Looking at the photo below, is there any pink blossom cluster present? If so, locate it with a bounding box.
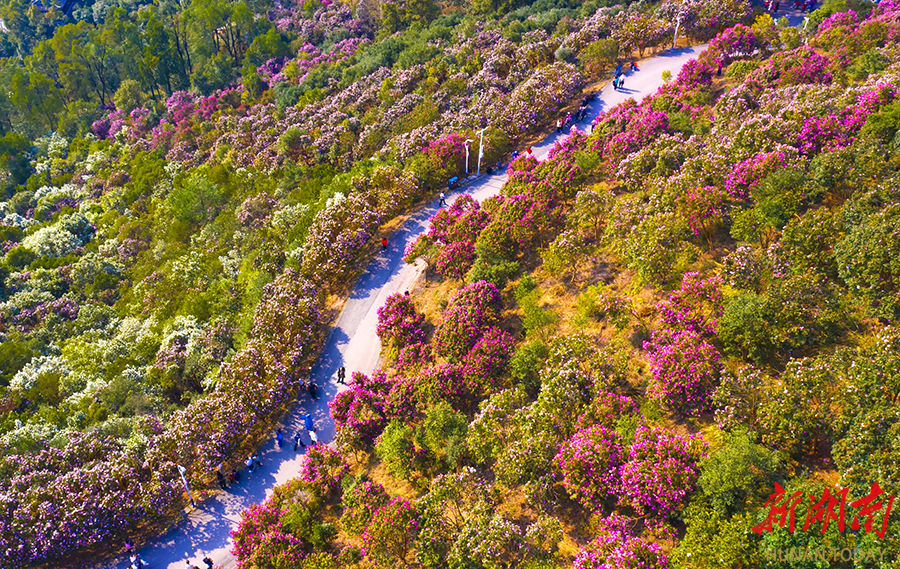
[619,427,707,516]
[376,293,426,347]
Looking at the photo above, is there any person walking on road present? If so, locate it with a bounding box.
[303,413,314,432]
[309,429,319,447]
[556,119,562,133]
[618,76,625,90]
[612,76,619,91]
[215,466,227,489]
[381,238,388,251]
[275,428,284,449]
[246,455,254,473]
[439,192,446,206]
[337,366,346,384]
[203,557,214,569]
[293,431,305,451]
[308,379,318,399]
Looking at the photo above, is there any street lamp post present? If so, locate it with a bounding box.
[672,0,688,49]
[475,127,487,176]
[464,139,473,178]
[177,464,196,507]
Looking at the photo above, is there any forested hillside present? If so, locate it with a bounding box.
[1,0,896,566]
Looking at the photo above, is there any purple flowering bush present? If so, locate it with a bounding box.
[299,444,351,494]
[435,240,477,280]
[433,280,502,360]
[620,427,707,517]
[360,497,419,566]
[376,293,426,347]
[644,329,722,415]
[554,425,625,510]
[340,479,391,536]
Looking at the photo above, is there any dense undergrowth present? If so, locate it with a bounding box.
[227,1,900,568]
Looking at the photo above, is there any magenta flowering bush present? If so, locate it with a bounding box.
[644,329,722,414]
[554,425,625,510]
[500,62,586,141]
[300,194,382,290]
[461,326,515,395]
[478,193,562,256]
[725,149,801,199]
[591,100,670,164]
[408,363,468,409]
[675,58,717,89]
[236,192,280,229]
[376,293,426,347]
[0,430,179,569]
[657,272,724,338]
[433,280,502,359]
[675,185,726,240]
[340,479,390,536]
[299,444,350,493]
[573,530,669,569]
[422,133,468,182]
[397,342,433,371]
[747,46,833,87]
[620,427,706,517]
[329,385,388,444]
[360,496,419,566]
[706,24,764,64]
[819,10,859,34]
[435,240,477,280]
[232,502,306,569]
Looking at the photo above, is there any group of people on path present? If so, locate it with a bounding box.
[184,557,215,569]
[766,0,816,11]
[612,61,638,91]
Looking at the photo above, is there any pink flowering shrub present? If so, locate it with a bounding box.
[747,46,833,87]
[478,193,562,257]
[657,272,724,338]
[591,100,670,164]
[360,497,419,566]
[435,241,477,280]
[232,502,306,569]
[554,425,625,510]
[500,62,586,141]
[433,280,502,359]
[422,133,468,183]
[675,185,726,240]
[675,58,717,89]
[397,342,433,371]
[725,149,800,200]
[330,385,388,444]
[407,363,469,409]
[620,427,706,516]
[340,479,390,536]
[376,293,426,347]
[236,192,279,229]
[299,445,350,494]
[706,24,764,65]
[818,10,859,34]
[300,194,382,290]
[461,326,515,395]
[644,330,722,414]
[573,530,669,569]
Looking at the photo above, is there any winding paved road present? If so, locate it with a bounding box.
[105,44,706,569]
